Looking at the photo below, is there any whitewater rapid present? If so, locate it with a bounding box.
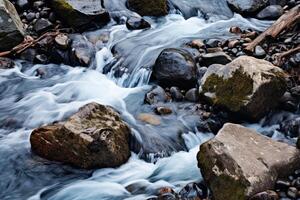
[0,12,276,200]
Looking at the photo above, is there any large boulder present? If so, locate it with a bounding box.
[197,123,300,200]
[127,0,168,16]
[51,0,110,30]
[30,102,131,169]
[227,0,269,15]
[0,0,24,51]
[152,48,198,90]
[199,56,286,121]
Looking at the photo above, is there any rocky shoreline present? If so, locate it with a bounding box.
[0,0,300,199]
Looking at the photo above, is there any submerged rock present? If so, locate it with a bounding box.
[126,16,150,30]
[153,48,198,90]
[30,102,131,169]
[199,56,286,121]
[69,34,96,67]
[227,0,269,15]
[51,0,110,30]
[198,123,300,200]
[127,0,168,16]
[0,0,24,51]
[145,86,168,105]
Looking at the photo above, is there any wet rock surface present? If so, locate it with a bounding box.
[227,0,269,15]
[0,0,24,51]
[50,0,110,30]
[30,102,131,169]
[152,48,198,90]
[198,123,300,200]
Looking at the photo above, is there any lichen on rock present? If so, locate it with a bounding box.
[199,56,286,121]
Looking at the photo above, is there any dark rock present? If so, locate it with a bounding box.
[30,102,131,169]
[199,56,286,121]
[197,113,227,134]
[70,34,96,67]
[170,87,184,101]
[279,117,300,138]
[155,106,172,115]
[269,0,287,6]
[51,0,110,30]
[19,48,38,62]
[127,0,168,16]
[249,190,279,200]
[227,0,269,15]
[0,57,14,69]
[126,16,151,30]
[26,12,36,22]
[179,182,208,199]
[254,45,266,58]
[198,123,300,200]
[145,86,168,105]
[33,18,53,33]
[153,48,197,90]
[276,180,291,191]
[256,5,284,20]
[205,39,220,48]
[185,88,199,102]
[0,0,25,51]
[200,52,232,66]
[33,1,44,9]
[16,0,29,10]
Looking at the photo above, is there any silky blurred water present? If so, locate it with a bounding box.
[0,3,281,199]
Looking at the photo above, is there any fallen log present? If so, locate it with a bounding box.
[245,5,300,53]
[272,45,300,66]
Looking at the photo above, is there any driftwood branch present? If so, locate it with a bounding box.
[245,5,300,53]
[0,30,61,57]
[272,45,300,66]
[0,25,70,57]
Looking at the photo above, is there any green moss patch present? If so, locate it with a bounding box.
[201,69,254,112]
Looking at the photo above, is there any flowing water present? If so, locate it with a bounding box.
[0,1,294,199]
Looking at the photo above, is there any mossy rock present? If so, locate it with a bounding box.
[199,56,286,121]
[127,0,168,16]
[51,0,110,30]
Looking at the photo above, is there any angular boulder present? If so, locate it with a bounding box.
[227,0,269,15]
[51,0,110,30]
[153,48,198,90]
[197,123,300,200]
[0,0,24,51]
[199,56,286,121]
[30,102,131,169]
[127,0,168,16]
